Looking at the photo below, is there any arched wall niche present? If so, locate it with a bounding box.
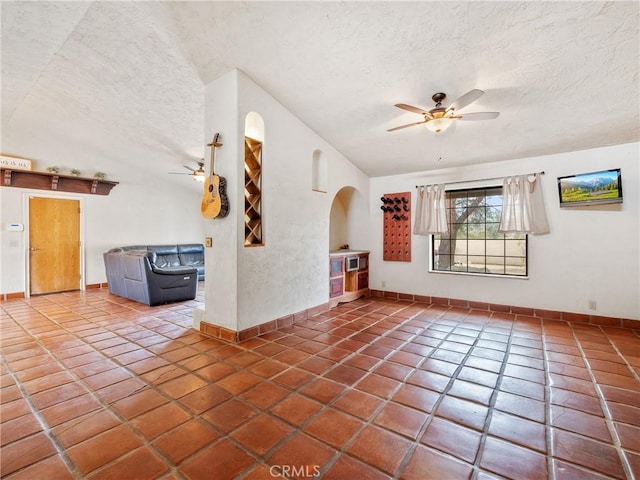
[329,186,369,251]
[245,112,264,141]
[312,149,327,192]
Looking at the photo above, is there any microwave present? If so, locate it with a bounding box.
[346,256,359,272]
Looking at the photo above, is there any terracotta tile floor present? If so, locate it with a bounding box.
[1,287,639,479]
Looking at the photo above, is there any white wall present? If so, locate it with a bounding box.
[370,142,640,320]
[0,156,204,295]
[202,71,240,330]
[203,70,370,332]
[4,66,635,324]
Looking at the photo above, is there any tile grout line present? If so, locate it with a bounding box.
[3,296,430,480]
[40,291,225,478]
[1,293,214,480]
[331,304,439,479]
[231,299,437,479]
[388,307,503,479]
[467,311,517,480]
[1,314,89,479]
[3,291,638,479]
[275,299,426,478]
[600,327,640,385]
[541,318,558,480]
[569,323,635,480]
[214,297,399,479]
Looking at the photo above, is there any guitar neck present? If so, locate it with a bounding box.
[207,133,222,178]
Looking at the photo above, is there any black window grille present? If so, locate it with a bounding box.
[431,187,528,277]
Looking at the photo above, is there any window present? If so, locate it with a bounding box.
[431,187,528,277]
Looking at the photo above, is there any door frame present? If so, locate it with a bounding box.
[23,192,86,298]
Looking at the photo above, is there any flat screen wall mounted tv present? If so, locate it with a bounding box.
[557,168,623,207]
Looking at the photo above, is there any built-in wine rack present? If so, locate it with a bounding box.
[244,137,263,246]
[381,192,411,262]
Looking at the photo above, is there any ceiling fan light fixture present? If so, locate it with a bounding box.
[389,89,497,134]
[425,117,453,133]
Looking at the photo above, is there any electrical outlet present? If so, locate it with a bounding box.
[588,300,597,311]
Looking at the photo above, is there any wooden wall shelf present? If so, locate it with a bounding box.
[1,169,118,196]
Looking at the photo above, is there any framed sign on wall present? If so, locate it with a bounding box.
[0,155,32,171]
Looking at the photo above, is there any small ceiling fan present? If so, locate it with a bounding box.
[388,89,500,133]
[168,161,205,181]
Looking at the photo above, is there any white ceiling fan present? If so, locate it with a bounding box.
[168,161,205,181]
[388,89,500,133]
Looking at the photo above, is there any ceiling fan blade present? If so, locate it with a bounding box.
[183,165,197,172]
[387,120,428,132]
[446,89,484,112]
[394,103,429,115]
[457,112,500,121]
[168,172,189,175]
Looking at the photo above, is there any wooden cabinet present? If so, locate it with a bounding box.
[357,271,369,290]
[329,256,344,299]
[357,254,369,290]
[329,251,369,307]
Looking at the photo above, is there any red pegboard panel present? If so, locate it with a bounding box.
[381,191,411,262]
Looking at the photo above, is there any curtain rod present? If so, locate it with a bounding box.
[415,171,545,189]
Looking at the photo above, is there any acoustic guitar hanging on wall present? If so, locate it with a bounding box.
[201,133,229,219]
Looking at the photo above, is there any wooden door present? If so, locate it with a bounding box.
[29,197,80,295]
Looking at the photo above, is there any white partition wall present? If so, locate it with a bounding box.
[201,70,370,334]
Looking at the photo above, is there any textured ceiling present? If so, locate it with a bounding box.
[2,1,639,182]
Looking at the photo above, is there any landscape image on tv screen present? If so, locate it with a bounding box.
[557,169,622,207]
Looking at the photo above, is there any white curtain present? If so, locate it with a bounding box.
[413,184,449,235]
[499,174,550,235]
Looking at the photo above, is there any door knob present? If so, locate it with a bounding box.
[30,247,39,251]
